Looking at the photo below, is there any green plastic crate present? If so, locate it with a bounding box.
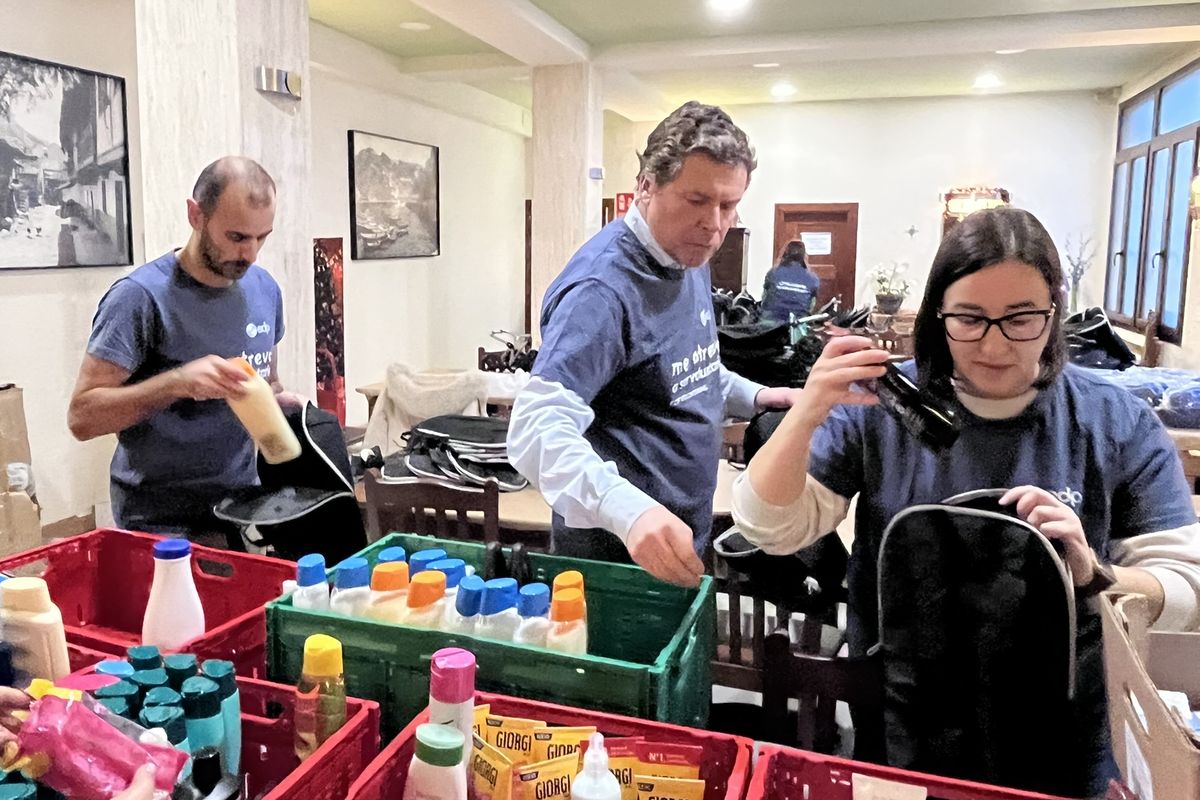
[267,533,715,736]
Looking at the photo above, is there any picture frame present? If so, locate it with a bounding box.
[0,50,134,269]
[347,129,440,260]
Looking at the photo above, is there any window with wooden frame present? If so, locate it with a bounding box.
[1103,59,1199,345]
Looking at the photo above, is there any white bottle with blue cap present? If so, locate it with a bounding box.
[475,578,520,642]
[377,546,407,564]
[408,548,447,577]
[511,583,552,648]
[330,557,371,617]
[427,558,466,604]
[291,554,331,611]
[142,539,206,651]
[442,574,485,634]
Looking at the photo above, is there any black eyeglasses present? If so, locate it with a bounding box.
[937,306,1056,342]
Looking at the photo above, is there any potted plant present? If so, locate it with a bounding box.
[1064,235,1095,314]
[872,261,911,315]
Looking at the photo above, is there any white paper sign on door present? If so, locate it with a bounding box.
[800,231,833,255]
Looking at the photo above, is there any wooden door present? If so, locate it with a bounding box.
[773,203,859,309]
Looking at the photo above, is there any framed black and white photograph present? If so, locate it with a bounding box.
[0,51,133,269]
[348,130,440,260]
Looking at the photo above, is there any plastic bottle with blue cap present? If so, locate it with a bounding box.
[330,557,371,617]
[441,575,485,634]
[408,548,447,577]
[377,546,407,564]
[512,583,552,648]
[475,578,521,641]
[141,539,206,651]
[427,558,466,604]
[291,553,331,611]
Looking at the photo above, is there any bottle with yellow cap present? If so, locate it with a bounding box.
[294,634,347,761]
[224,357,302,464]
[364,561,410,624]
[545,588,588,654]
[553,570,587,621]
[405,571,447,630]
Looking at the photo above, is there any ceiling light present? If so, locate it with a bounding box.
[707,0,752,16]
[753,62,780,69]
[398,21,432,31]
[973,72,1003,90]
[995,49,1026,55]
[770,81,797,100]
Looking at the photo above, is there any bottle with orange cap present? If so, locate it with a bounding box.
[224,357,302,464]
[545,588,588,654]
[553,570,587,621]
[364,562,410,624]
[406,570,447,630]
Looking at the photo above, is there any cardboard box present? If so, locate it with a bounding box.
[1102,592,1200,800]
[0,491,40,557]
[0,384,32,470]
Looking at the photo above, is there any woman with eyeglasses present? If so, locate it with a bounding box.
[732,207,1200,796]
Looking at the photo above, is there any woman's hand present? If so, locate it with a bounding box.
[790,335,889,430]
[0,687,30,747]
[112,765,156,800]
[1000,485,1096,586]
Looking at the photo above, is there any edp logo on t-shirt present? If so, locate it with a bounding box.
[245,321,271,338]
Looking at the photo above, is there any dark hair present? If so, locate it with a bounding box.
[637,101,756,186]
[192,156,276,216]
[913,206,1066,392]
[777,239,807,266]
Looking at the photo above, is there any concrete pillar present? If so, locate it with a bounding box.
[134,0,315,395]
[530,63,603,337]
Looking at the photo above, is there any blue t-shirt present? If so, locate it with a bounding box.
[761,261,820,320]
[87,251,284,532]
[810,362,1195,783]
[534,220,725,546]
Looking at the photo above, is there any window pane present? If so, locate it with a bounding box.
[1162,139,1196,331]
[1120,95,1155,148]
[1105,161,1130,310]
[1158,68,1200,134]
[1121,156,1148,316]
[1140,148,1171,319]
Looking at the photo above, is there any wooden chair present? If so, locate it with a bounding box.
[363,468,500,544]
[761,630,884,753]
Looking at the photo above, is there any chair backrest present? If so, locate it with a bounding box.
[761,630,883,753]
[363,469,500,544]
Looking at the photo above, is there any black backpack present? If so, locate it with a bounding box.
[213,403,367,563]
[381,415,528,492]
[875,489,1084,796]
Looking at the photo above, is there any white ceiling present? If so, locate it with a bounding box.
[310,1,1200,120]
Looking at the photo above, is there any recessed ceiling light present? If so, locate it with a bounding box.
[398,21,432,31]
[995,49,1026,55]
[753,62,780,69]
[708,0,752,16]
[973,72,1003,90]
[770,81,797,100]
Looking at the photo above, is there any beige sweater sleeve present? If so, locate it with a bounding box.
[730,469,851,555]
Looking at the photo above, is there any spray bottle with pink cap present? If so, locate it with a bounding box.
[427,647,476,771]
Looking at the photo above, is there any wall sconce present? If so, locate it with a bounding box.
[940,186,1011,235]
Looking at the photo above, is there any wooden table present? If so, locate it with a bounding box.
[356,460,740,533]
[1167,428,1200,451]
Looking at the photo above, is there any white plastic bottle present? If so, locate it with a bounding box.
[512,583,552,648]
[428,647,476,770]
[546,588,588,654]
[142,539,206,651]
[475,578,520,642]
[428,558,466,605]
[292,553,331,611]
[442,575,485,634]
[573,733,622,800]
[225,357,302,464]
[0,577,70,681]
[364,562,410,623]
[403,723,467,800]
[405,571,447,630]
[330,557,371,617]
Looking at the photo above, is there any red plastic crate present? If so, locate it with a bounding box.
[347,691,753,800]
[749,746,1070,800]
[66,642,112,674]
[239,675,380,800]
[0,529,295,677]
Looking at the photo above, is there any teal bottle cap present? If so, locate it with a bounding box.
[139,704,188,745]
[414,723,464,767]
[199,660,236,700]
[130,668,169,693]
[127,645,161,670]
[181,676,221,719]
[94,680,139,701]
[96,696,131,719]
[163,653,198,689]
[143,686,182,708]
